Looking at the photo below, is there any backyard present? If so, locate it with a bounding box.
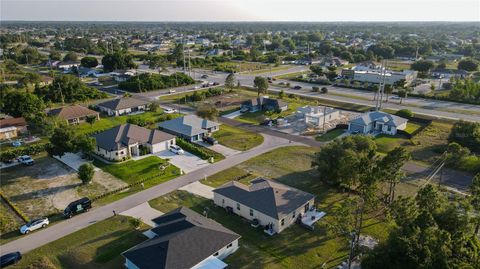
[212,124,264,150]
[8,216,148,269]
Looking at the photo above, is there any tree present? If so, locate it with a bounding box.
[470,174,480,234]
[80,56,99,68]
[384,84,393,102]
[78,163,94,184]
[397,89,407,104]
[63,51,78,62]
[448,121,480,153]
[445,142,471,167]
[278,90,285,99]
[396,109,413,118]
[376,147,411,204]
[458,58,478,71]
[85,115,97,125]
[196,104,218,120]
[149,102,160,112]
[225,73,236,91]
[76,135,96,158]
[36,74,107,103]
[309,65,324,76]
[49,50,61,61]
[102,51,136,72]
[147,54,167,72]
[253,76,268,97]
[321,87,328,94]
[411,60,434,73]
[46,126,76,157]
[18,72,42,89]
[2,91,44,118]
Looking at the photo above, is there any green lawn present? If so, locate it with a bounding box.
[212,124,264,150]
[315,129,345,142]
[9,216,148,269]
[404,122,424,134]
[94,156,180,186]
[374,134,412,153]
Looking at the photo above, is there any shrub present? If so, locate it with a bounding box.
[25,257,57,269]
[127,117,147,127]
[0,143,50,162]
[321,87,328,94]
[78,163,95,184]
[312,86,320,92]
[396,109,413,118]
[129,218,142,230]
[176,138,213,160]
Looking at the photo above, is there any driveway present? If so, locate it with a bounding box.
[195,141,241,157]
[223,109,242,119]
[54,152,100,172]
[179,181,214,199]
[155,150,210,173]
[120,202,163,227]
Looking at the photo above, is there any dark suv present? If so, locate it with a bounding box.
[63,197,92,218]
[202,136,218,145]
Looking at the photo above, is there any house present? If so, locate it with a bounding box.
[347,67,418,86]
[213,178,316,234]
[241,97,288,113]
[158,115,220,142]
[122,207,240,269]
[296,106,340,127]
[96,97,150,116]
[431,69,470,79]
[0,117,28,140]
[57,61,80,71]
[348,111,408,135]
[92,123,175,161]
[47,105,99,125]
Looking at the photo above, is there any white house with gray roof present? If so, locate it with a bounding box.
[213,178,315,234]
[92,123,175,161]
[157,115,220,142]
[348,111,408,136]
[96,97,150,116]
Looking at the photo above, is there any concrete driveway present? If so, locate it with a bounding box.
[120,202,163,227]
[54,152,99,172]
[179,181,214,199]
[155,150,210,173]
[195,141,241,157]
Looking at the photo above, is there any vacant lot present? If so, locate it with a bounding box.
[0,199,22,235]
[0,155,126,220]
[9,216,147,269]
[315,129,345,142]
[212,124,264,150]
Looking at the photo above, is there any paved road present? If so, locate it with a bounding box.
[0,134,297,255]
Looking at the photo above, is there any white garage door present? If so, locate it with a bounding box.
[151,141,169,153]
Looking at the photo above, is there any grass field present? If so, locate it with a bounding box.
[212,124,264,150]
[315,129,346,142]
[9,216,147,269]
[94,156,180,187]
[375,134,412,153]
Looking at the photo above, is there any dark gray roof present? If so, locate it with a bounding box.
[213,178,314,220]
[97,97,149,111]
[350,111,407,127]
[242,97,287,109]
[122,207,240,269]
[158,115,219,137]
[92,124,174,151]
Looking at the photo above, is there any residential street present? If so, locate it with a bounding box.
[0,134,297,255]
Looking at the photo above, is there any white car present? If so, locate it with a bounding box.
[194,86,200,89]
[164,108,178,114]
[20,217,49,234]
[170,145,185,155]
[168,89,176,94]
[18,155,34,166]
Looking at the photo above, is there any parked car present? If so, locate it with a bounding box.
[202,136,218,145]
[17,155,34,166]
[212,82,220,86]
[63,197,92,218]
[293,85,302,90]
[170,145,185,155]
[11,140,22,147]
[164,108,177,114]
[19,217,49,234]
[194,86,200,89]
[390,96,401,100]
[0,252,22,267]
[168,89,176,94]
[201,74,208,79]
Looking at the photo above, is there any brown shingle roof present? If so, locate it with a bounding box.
[47,105,98,120]
[0,117,27,128]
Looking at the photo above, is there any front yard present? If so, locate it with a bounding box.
[212,124,264,151]
[8,216,148,269]
[315,129,345,142]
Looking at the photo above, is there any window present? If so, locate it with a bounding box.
[213,252,219,256]
[115,152,118,156]
[227,243,233,248]
[222,199,225,205]
[292,211,296,219]
[236,203,240,210]
[249,209,253,217]
[281,219,285,226]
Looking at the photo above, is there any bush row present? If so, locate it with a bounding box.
[0,142,50,162]
[0,191,29,222]
[176,138,216,160]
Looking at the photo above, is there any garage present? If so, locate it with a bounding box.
[149,139,175,153]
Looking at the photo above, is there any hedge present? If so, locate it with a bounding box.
[0,142,50,162]
[0,191,29,222]
[176,138,224,161]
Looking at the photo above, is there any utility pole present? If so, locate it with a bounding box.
[322,106,327,133]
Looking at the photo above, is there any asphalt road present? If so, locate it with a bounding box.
[0,134,296,255]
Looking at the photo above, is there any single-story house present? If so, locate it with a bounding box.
[92,123,175,161]
[96,97,150,116]
[241,97,288,113]
[296,106,340,127]
[0,116,28,140]
[431,69,470,79]
[47,105,99,125]
[158,115,220,142]
[57,61,80,71]
[348,111,408,136]
[122,207,240,269]
[213,178,316,234]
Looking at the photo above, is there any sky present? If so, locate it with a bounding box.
[1,0,479,22]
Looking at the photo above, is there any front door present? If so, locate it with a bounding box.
[304,203,310,212]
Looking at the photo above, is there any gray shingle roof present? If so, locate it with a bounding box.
[91,124,174,151]
[157,115,219,137]
[122,207,240,269]
[350,111,407,127]
[213,178,315,220]
[47,105,98,120]
[97,97,149,111]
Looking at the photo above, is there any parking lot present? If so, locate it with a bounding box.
[155,150,210,174]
